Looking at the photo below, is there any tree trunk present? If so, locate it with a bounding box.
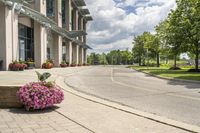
[143,59,146,66]
[195,46,199,71]
[174,55,177,68]
[139,57,141,66]
[156,53,160,67]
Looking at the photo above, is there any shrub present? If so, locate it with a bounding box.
[17,71,64,110]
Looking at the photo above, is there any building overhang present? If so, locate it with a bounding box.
[84,15,93,21]
[79,8,90,15]
[72,0,86,7]
[85,45,92,49]
[68,30,87,38]
[81,44,92,49]
[0,0,84,43]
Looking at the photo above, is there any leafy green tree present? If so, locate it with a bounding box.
[162,9,186,68]
[87,53,100,65]
[173,0,200,71]
[132,35,146,66]
[99,53,108,65]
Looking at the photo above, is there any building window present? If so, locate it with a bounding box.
[78,16,81,30]
[18,24,34,61]
[47,48,51,60]
[71,10,74,30]
[62,0,66,26]
[46,0,54,17]
[62,42,66,61]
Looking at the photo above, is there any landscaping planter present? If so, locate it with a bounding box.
[42,63,54,69]
[17,82,64,110]
[9,62,27,71]
[17,72,64,111]
[60,64,69,68]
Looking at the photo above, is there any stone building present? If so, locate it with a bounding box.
[0,0,92,70]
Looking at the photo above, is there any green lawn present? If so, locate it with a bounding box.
[130,66,200,81]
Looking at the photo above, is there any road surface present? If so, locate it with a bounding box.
[64,65,200,127]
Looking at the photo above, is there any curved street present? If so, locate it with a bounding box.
[65,65,200,127]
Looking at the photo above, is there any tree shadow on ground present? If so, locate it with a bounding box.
[8,106,60,114]
[141,72,200,89]
[166,76,200,90]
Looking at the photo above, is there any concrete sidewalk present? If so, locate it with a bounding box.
[0,67,191,132]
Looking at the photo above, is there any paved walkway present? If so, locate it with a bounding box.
[0,67,191,133]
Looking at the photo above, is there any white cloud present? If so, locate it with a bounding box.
[85,0,176,53]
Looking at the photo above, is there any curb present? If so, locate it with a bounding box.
[133,68,200,84]
[56,76,200,133]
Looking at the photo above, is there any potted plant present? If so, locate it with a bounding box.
[9,60,27,71]
[60,61,69,68]
[42,60,54,69]
[70,62,76,67]
[26,58,35,69]
[17,71,64,111]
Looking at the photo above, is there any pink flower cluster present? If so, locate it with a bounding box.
[17,82,64,110]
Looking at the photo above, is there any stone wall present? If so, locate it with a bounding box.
[0,86,22,108]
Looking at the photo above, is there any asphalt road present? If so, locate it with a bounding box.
[64,65,200,127]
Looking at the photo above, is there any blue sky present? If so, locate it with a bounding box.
[84,0,176,53]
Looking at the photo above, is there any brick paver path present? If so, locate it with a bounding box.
[0,108,93,133]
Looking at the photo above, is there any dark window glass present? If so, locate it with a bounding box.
[78,16,81,30]
[47,0,54,17]
[62,42,66,61]
[47,48,51,60]
[62,0,66,25]
[18,24,34,61]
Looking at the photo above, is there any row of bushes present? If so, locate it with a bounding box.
[9,60,89,71]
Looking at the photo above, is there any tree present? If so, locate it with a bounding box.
[142,32,161,67]
[87,53,100,65]
[132,35,146,66]
[163,9,186,69]
[173,0,200,71]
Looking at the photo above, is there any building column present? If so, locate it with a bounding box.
[66,0,72,31]
[71,8,79,65]
[34,0,47,68]
[76,45,79,64]
[54,35,62,67]
[66,41,72,64]
[84,48,87,64]
[72,43,77,64]
[81,47,84,64]
[65,0,73,65]
[80,18,84,42]
[0,5,18,70]
[34,23,47,68]
[54,0,62,66]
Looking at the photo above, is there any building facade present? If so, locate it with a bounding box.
[0,0,92,70]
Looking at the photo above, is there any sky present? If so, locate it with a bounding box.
[84,0,177,54]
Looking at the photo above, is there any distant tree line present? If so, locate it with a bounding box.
[132,0,200,71]
[87,50,133,65]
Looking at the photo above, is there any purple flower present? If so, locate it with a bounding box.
[17,82,64,111]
